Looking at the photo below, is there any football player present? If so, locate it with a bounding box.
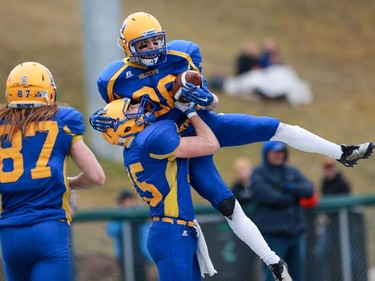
[0,62,105,281]
[99,96,220,281]
[90,12,373,280]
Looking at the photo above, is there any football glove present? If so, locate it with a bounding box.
[89,108,115,132]
[174,101,197,118]
[178,76,214,106]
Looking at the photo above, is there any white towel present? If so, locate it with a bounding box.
[194,219,218,278]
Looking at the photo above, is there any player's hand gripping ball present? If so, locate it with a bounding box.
[172,70,203,102]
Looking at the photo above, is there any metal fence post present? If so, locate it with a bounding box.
[122,220,135,281]
[339,208,352,281]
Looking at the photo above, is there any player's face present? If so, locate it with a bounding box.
[124,97,155,124]
[134,36,163,58]
[126,103,140,115]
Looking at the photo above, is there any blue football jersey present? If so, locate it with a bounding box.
[97,38,280,145]
[0,106,85,226]
[97,40,202,124]
[124,120,195,221]
[99,38,281,212]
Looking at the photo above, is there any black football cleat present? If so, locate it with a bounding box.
[338,142,374,167]
[268,259,292,281]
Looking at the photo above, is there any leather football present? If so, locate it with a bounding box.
[172,70,203,102]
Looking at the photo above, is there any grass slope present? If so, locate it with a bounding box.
[1,0,375,209]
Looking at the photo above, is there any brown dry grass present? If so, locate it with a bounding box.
[1,0,375,209]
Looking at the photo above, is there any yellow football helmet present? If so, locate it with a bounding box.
[119,12,167,66]
[5,62,57,108]
[101,96,157,148]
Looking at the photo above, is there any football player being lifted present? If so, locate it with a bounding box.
[90,12,374,281]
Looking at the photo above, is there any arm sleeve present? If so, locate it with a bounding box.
[59,106,86,136]
[168,40,203,73]
[72,135,83,144]
[96,60,126,103]
[97,76,110,104]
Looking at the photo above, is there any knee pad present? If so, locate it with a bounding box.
[218,196,236,217]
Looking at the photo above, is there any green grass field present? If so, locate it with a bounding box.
[1,0,375,209]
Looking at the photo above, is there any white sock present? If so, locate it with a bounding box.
[271,122,343,159]
[226,200,280,265]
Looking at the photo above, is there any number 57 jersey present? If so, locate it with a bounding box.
[0,106,85,227]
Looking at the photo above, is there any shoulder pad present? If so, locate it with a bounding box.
[98,59,126,83]
[97,59,126,103]
[55,106,85,135]
[136,120,180,157]
[167,40,203,72]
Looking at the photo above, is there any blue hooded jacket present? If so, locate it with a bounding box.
[250,141,314,236]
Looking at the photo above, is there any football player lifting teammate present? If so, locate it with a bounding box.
[90,11,373,281]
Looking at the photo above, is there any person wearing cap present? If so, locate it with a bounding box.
[320,157,351,195]
[250,141,314,281]
[312,157,353,281]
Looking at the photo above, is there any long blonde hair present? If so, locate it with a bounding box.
[0,104,59,143]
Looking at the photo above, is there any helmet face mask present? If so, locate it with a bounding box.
[101,96,157,147]
[129,34,166,66]
[119,12,167,67]
[5,62,57,108]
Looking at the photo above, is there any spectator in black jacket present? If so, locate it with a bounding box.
[235,41,261,75]
[312,157,358,281]
[251,141,314,281]
[320,157,351,195]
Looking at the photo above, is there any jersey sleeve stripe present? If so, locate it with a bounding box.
[107,64,128,102]
[71,135,83,144]
[149,146,177,160]
[167,50,200,72]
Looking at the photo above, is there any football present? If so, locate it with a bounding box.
[172,70,203,102]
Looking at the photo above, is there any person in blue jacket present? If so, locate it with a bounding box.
[251,141,314,281]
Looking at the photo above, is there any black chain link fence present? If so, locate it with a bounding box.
[1,198,375,281]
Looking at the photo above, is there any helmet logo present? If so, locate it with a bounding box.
[35,90,48,98]
[21,76,27,85]
[142,29,157,36]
